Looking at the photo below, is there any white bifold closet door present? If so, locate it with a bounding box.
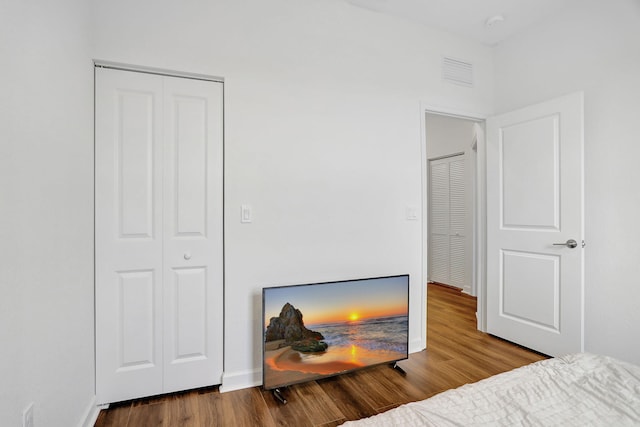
[95,67,223,404]
[429,155,466,289]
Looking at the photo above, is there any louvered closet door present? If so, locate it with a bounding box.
[96,67,223,404]
[429,155,465,289]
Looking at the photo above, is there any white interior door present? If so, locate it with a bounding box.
[486,92,584,357]
[96,67,223,404]
[429,155,466,289]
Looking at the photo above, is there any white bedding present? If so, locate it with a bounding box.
[342,353,640,426]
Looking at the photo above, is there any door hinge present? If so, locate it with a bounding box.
[582,240,586,248]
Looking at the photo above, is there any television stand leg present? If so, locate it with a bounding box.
[391,362,406,375]
[273,388,288,404]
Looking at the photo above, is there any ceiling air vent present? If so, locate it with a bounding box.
[442,56,473,88]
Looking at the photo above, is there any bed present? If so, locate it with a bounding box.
[342,353,640,426]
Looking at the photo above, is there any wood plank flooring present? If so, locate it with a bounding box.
[95,283,547,427]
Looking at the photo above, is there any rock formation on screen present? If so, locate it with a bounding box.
[291,338,328,352]
[265,302,326,352]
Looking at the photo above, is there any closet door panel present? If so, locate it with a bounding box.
[429,161,450,284]
[163,77,224,392]
[429,155,466,289]
[95,68,164,404]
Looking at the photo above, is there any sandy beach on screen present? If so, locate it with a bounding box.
[264,341,405,387]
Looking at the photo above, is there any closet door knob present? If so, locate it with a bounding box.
[184,252,192,260]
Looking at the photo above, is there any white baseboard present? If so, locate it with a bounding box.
[79,396,104,427]
[219,368,262,393]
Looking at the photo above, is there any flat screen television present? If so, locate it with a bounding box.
[262,274,409,391]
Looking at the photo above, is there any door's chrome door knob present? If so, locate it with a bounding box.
[553,239,578,249]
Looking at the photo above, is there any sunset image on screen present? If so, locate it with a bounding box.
[263,275,409,390]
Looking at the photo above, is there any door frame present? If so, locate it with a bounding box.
[93,59,224,83]
[420,103,488,335]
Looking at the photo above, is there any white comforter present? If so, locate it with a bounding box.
[343,353,640,426]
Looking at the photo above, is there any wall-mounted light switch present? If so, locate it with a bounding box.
[241,204,252,223]
[406,206,418,221]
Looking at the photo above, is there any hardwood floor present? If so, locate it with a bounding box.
[95,283,547,427]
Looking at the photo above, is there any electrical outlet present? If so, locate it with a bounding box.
[23,403,34,427]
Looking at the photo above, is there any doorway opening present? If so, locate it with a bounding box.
[421,108,486,337]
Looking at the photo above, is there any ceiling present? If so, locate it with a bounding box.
[344,0,579,46]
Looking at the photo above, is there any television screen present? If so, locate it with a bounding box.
[262,275,409,390]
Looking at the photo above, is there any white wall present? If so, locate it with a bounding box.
[11,0,638,422]
[425,114,476,294]
[494,0,640,364]
[91,0,493,390]
[0,1,95,426]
